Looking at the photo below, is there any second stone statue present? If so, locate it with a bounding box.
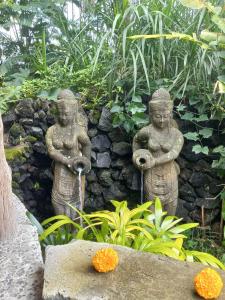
[132,88,184,215]
[46,89,91,220]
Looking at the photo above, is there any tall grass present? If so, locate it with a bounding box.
[1,0,222,108]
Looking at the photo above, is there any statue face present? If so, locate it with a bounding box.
[58,109,75,126]
[151,110,171,129]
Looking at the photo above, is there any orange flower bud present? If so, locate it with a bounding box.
[92,248,119,273]
[194,268,223,299]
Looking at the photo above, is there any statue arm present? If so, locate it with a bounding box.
[45,127,70,165]
[133,127,149,151]
[78,130,91,159]
[154,131,184,166]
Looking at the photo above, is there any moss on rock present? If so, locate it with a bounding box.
[9,123,25,138]
[5,145,27,161]
[24,135,38,143]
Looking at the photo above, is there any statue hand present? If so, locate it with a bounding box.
[66,157,76,170]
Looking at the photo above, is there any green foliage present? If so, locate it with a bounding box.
[1,0,224,128]
[26,211,75,247]
[28,198,225,269]
[4,145,27,161]
[1,0,225,163]
[183,227,225,265]
[212,146,225,173]
[219,188,225,247]
[111,95,149,133]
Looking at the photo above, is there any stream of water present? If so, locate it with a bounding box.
[141,170,144,204]
[77,167,83,227]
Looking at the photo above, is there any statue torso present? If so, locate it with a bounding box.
[144,125,180,202]
[52,124,80,157]
[147,124,176,157]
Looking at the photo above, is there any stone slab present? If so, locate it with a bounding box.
[0,194,44,300]
[43,240,225,300]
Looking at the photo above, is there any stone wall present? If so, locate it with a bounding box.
[3,99,224,224]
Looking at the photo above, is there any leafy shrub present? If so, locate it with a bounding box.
[27,198,225,269]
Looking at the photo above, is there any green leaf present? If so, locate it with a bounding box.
[123,118,135,133]
[132,112,149,125]
[154,197,163,229]
[192,144,209,155]
[215,80,225,93]
[199,128,213,138]
[186,250,225,270]
[178,0,205,9]
[206,4,222,16]
[39,219,79,241]
[195,114,209,122]
[183,132,199,141]
[181,112,195,121]
[132,95,142,103]
[176,104,186,112]
[200,31,225,44]
[127,102,146,114]
[220,191,225,201]
[111,105,124,113]
[112,113,126,127]
[136,45,150,92]
[213,146,225,156]
[216,52,225,59]
[26,211,44,235]
[41,215,74,226]
[130,49,137,94]
[218,76,225,83]
[212,15,225,34]
[169,223,199,234]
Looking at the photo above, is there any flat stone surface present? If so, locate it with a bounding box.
[0,194,44,300]
[95,152,111,168]
[43,240,225,300]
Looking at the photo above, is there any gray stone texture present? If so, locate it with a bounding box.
[43,240,225,300]
[95,152,111,168]
[111,142,131,156]
[98,108,112,132]
[0,194,43,300]
[91,134,111,152]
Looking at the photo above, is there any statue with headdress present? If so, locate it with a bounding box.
[46,89,91,219]
[132,88,184,215]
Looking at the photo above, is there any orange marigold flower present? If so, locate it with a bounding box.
[194,268,223,299]
[92,248,119,273]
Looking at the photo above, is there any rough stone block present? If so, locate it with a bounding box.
[43,240,225,300]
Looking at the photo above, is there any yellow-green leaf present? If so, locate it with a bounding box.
[39,219,79,241]
[178,0,205,9]
[212,15,225,34]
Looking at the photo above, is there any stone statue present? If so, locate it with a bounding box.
[46,89,91,219]
[0,115,16,240]
[132,88,184,215]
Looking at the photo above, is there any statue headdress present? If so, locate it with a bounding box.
[149,88,173,112]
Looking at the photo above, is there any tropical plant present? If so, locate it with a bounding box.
[129,0,225,168]
[28,198,225,269]
[1,0,224,134]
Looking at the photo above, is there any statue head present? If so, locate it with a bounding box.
[57,89,78,126]
[149,88,173,129]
